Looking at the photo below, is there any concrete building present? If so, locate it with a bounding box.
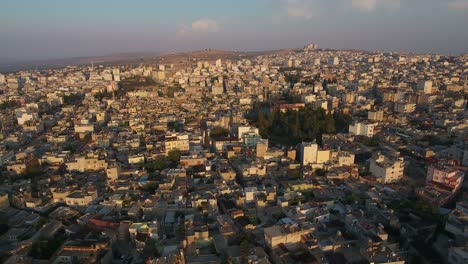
[448,246,468,264]
[66,157,107,172]
[256,139,268,158]
[238,126,259,140]
[328,57,339,65]
[299,142,318,166]
[394,101,416,113]
[165,133,190,154]
[65,190,98,207]
[426,165,464,193]
[349,121,377,137]
[264,222,314,249]
[369,152,404,183]
[417,80,433,94]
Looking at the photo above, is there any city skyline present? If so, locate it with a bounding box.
[2,0,468,61]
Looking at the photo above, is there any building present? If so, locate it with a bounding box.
[394,101,416,113]
[328,57,339,65]
[426,165,464,193]
[448,247,468,264]
[304,43,318,51]
[369,152,404,183]
[0,193,9,210]
[165,133,190,154]
[299,143,318,166]
[66,157,107,172]
[65,190,98,207]
[264,221,314,249]
[256,139,268,158]
[368,110,384,121]
[417,80,433,94]
[448,144,468,166]
[349,121,377,137]
[238,126,259,140]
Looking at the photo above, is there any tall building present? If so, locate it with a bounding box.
[256,139,268,158]
[426,165,464,193]
[304,43,318,51]
[369,152,404,183]
[299,142,318,166]
[313,58,321,66]
[368,110,384,121]
[165,133,190,154]
[328,57,339,65]
[394,101,416,113]
[349,122,377,137]
[417,80,433,94]
[238,126,259,140]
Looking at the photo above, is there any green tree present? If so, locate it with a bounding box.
[146,159,167,173]
[167,149,181,163]
[210,126,229,138]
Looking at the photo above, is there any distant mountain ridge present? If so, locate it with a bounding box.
[0,48,294,73]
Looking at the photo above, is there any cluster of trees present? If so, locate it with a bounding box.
[0,100,18,110]
[144,150,180,174]
[63,93,84,105]
[167,121,184,132]
[209,126,229,139]
[167,149,181,163]
[120,76,157,89]
[146,158,168,173]
[248,103,351,146]
[165,83,184,98]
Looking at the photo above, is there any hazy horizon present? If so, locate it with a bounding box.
[3,0,468,61]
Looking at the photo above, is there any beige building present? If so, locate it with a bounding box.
[65,190,98,206]
[299,143,318,166]
[264,222,314,249]
[256,139,268,158]
[66,157,107,172]
[316,150,331,164]
[369,152,404,183]
[368,110,384,121]
[349,121,376,137]
[165,133,190,154]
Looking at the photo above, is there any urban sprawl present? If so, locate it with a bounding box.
[0,44,467,264]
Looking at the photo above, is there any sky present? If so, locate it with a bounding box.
[1,0,468,61]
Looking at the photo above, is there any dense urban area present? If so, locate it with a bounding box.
[0,44,467,264]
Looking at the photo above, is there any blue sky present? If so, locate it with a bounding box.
[1,0,468,60]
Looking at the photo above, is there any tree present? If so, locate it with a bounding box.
[210,126,229,139]
[0,100,18,110]
[141,182,158,194]
[146,159,167,173]
[167,149,181,163]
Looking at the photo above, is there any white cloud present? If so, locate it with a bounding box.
[448,0,468,9]
[351,0,400,12]
[283,0,318,20]
[177,18,220,36]
[191,18,220,33]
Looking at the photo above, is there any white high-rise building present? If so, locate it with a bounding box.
[369,152,404,183]
[349,122,377,137]
[299,142,318,166]
[238,126,259,140]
